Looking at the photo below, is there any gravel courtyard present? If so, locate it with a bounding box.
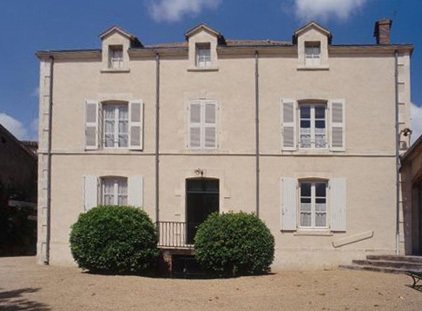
[1,257,421,311]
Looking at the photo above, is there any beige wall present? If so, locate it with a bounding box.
[38,28,412,269]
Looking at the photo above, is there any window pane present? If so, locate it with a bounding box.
[315,213,326,227]
[315,183,326,197]
[300,213,312,227]
[301,183,311,196]
[300,106,310,118]
[301,120,311,128]
[315,107,325,119]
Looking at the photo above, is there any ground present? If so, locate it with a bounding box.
[0,257,421,311]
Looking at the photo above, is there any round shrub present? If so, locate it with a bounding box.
[194,212,275,277]
[70,205,160,274]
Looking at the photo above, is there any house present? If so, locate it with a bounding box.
[36,20,413,270]
[400,135,422,256]
[0,124,38,255]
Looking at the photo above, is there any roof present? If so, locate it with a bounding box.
[401,134,422,164]
[99,26,143,47]
[0,124,37,159]
[293,21,333,44]
[147,39,291,49]
[185,23,222,39]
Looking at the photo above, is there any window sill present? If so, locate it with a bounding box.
[281,149,345,155]
[293,230,333,236]
[84,148,143,153]
[187,66,219,72]
[101,68,131,73]
[297,65,329,71]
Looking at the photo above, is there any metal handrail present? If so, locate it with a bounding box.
[156,221,197,249]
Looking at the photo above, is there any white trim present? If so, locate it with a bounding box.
[85,101,99,150]
[129,100,144,150]
[329,99,346,151]
[281,99,297,150]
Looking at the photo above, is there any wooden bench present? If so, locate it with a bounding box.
[406,271,422,288]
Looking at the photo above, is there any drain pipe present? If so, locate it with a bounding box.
[155,52,160,232]
[45,55,54,264]
[394,50,400,255]
[255,51,260,217]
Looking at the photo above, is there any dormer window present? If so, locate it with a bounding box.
[196,43,211,68]
[109,45,123,69]
[305,42,321,66]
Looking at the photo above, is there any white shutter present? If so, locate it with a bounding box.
[329,99,345,151]
[189,101,201,149]
[204,100,217,149]
[129,101,143,150]
[281,99,297,150]
[128,176,143,208]
[85,101,98,149]
[330,178,346,231]
[83,176,98,211]
[280,178,297,231]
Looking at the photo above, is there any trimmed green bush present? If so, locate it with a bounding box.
[194,212,275,277]
[70,205,160,274]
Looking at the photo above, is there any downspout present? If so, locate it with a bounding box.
[394,50,400,255]
[155,52,160,233]
[45,55,54,264]
[255,51,260,217]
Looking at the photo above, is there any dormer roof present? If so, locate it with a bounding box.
[293,21,332,44]
[99,26,143,47]
[184,23,226,44]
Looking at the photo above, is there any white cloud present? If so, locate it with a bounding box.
[0,113,28,139]
[148,0,221,22]
[294,0,369,21]
[411,102,422,143]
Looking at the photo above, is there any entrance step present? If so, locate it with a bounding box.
[340,255,422,274]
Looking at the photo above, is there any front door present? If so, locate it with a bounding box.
[186,178,219,244]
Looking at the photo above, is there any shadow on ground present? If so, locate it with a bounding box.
[0,288,50,311]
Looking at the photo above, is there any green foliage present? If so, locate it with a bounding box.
[70,206,160,274]
[194,212,275,277]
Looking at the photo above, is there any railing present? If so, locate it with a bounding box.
[156,221,197,249]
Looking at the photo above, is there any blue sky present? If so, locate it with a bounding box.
[0,0,421,140]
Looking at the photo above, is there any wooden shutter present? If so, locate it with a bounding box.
[330,99,345,151]
[85,101,98,149]
[204,100,217,148]
[128,176,143,208]
[330,178,346,231]
[280,178,297,231]
[281,99,297,150]
[129,101,143,150]
[83,176,98,211]
[189,101,201,149]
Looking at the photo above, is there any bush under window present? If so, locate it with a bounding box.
[194,212,275,277]
[70,205,159,274]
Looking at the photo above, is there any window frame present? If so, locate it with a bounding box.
[101,177,128,206]
[108,45,124,70]
[298,180,329,230]
[299,103,328,150]
[102,102,129,149]
[304,41,321,66]
[195,43,212,68]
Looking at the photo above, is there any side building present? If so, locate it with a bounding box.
[36,20,413,269]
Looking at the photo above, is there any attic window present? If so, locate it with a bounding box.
[109,45,123,69]
[305,42,321,66]
[196,43,211,68]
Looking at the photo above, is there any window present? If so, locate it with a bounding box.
[109,45,123,69]
[299,104,327,149]
[299,181,327,228]
[103,104,129,148]
[196,43,211,68]
[305,42,321,66]
[188,100,217,149]
[85,100,143,150]
[281,99,345,151]
[101,177,128,206]
[280,178,346,232]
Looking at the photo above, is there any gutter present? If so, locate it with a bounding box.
[394,50,400,255]
[45,56,54,264]
[155,53,160,231]
[255,51,260,217]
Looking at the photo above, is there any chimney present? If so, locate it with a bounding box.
[374,19,393,45]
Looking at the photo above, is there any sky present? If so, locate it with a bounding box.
[0,0,421,141]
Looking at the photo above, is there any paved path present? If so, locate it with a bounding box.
[0,257,421,310]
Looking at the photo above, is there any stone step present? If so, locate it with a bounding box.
[366,255,422,264]
[339,264,410,274]
[353,259,422,271]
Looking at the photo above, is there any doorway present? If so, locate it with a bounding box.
[186,178,219,244]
